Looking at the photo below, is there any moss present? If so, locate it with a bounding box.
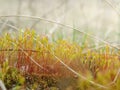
[25,74,58,90]
[3,67,25,89]
[0,29,119,89]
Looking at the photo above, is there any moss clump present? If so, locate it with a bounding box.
[25,74,58,90]
[0,29,120,89]
[3,67,25,89]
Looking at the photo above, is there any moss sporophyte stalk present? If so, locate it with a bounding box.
[0,30,119,90]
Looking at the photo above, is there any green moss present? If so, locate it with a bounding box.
[0,29,119,89]
[25,74,58,90]
[3,67,25,89]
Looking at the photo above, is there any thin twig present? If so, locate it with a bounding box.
[0,20,9,33]
[11,42,47,71]
[33,35,108,89]
[0,49,39,52]
[108,68,120,85]
[1,21,108,88]
[0,15,119,89]
[0,15,119,50]
[0,22,18,31]
[0,80,6,90]
[104,0,120,16]
[46,14,65,38]
[103,0,120,86]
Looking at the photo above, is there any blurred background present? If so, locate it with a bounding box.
[0,0,120,47]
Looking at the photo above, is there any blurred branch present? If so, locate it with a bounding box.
[47,2,71,38]
[34,33,108,89]
[0,15,120,50]
[103,0,120,47]
[0,21,18,30]
[46,15,65,38]
[11,42,48,72]
[108,68,120,85]
[0,49,39,52]
[30,0,68,29]
[0,19,119,89]
[0,19,8,34]
[104,0,120,16]
[0,80,6,90]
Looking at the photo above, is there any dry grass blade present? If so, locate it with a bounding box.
[0,21,108,89]
[108,68,120,85]
[0,49,39,52]
[11,42,47,71]
[0,24,46,72]
[0,21,18,31]
[33,36,108,89]
[47,14,65,38]
[0,20,8,33]
[0,15,119,50]
[0,80,6,90]
[103,0,120,86]
[112,68,120,83]
[0,16,120,89]
[104,0,120,16]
